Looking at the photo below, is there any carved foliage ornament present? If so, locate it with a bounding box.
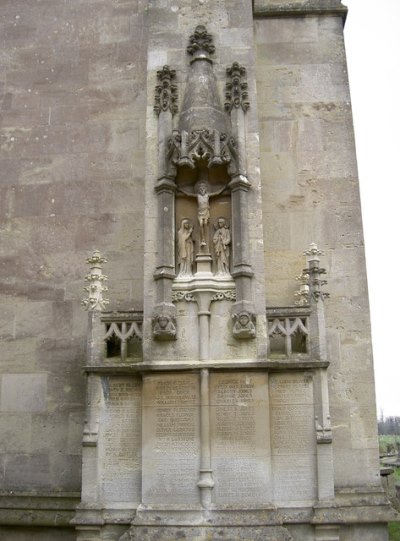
[225,62,250,113]
[187,25,215,58]
[154,65,178,116]
[172,290,236,303]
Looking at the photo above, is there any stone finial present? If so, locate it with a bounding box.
[154,65,178,116]
[81,250,109,311]
[187,25,215,61]
[304,242,324,262]
[225,62,250,112]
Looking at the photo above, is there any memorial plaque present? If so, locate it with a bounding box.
[142,373,200,505]
[210,372,272,505]
[269,373,316,504]
[99,377,142,504]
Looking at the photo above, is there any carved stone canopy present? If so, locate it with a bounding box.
[168,129,237,172]
[179,25,228,142]
[167,25,238,175]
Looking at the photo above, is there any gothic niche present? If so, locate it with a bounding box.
[153,24,256,340]
[175,164,232,278]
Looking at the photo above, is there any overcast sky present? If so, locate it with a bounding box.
[344,0,400,417]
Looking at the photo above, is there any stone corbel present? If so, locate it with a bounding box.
[232,310,256,339]
[152,309,177,341]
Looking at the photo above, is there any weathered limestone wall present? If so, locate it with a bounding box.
[0,0,148,530]
[255,6,380,489]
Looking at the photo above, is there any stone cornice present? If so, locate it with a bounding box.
[253,0,348,23]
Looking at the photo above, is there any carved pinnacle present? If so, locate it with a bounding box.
[225,62,250,113]
[154,65,178,116]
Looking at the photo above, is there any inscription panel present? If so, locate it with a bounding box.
[100,377,142,504]
[211,373,272,504]
[142,373,200,505]
[269,373,316,504]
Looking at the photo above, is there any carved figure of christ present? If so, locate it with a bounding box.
[178,177,227,250]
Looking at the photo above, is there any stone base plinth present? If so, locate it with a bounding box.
[120,525,292,541]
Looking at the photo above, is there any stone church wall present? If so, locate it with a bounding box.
[255,7,380,489]
[0,0,391,539]
[0,0,147,533]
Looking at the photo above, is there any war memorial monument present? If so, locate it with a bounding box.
[0,0,396,539]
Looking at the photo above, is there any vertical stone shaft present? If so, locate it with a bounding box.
[314,368,335,501]
[230,176,254,315]
[87,311,106,366]
[196,292,212,361]
[197,368,214,508]
[309,300,327,361]
[81,373,101,503]
[154,183,176,281]
[154,106,176,282]
[230,104,247,176]
[227,73,255,326]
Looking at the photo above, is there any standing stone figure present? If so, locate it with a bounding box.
[179,180,226,250]
[177,218,194,277]
[213,217,231,274]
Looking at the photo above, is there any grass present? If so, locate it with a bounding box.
[389,522,400,541]
[380,435,400,455]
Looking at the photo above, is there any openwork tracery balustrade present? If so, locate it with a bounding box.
[101,311,143,362]
[266,307,310,357]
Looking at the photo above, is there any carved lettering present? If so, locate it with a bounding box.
[211,373,272,504]
[100,378,142,504]
[142,374,200,505]
[269,373,316,503]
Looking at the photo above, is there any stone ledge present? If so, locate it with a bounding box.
[253,0,348,22]
[84,358,329,374]
[72,504,136,526]
[0,492,80,527]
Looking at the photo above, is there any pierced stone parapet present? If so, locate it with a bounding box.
[225,62,250,113]
[81,250,109,312]
[101,311,143,361]
[154,65,178,116]
[266,307,311,357]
